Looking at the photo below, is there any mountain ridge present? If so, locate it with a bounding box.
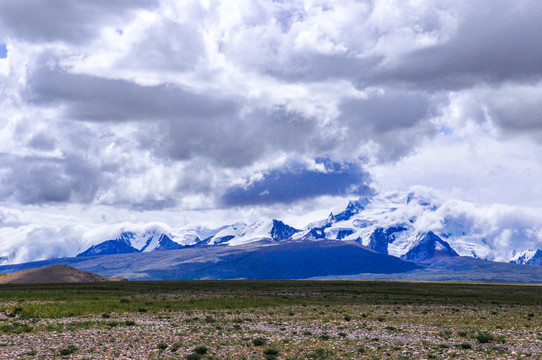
[2,241,542,283]
[3,190,542,272]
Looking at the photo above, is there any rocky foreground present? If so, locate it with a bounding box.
[1,302,540,359]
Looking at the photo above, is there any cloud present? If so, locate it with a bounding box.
[0,155,102,204]
[377,1,542,89]
[337,88,440,160]
[0,0,158,44]
[2,0,542,263]
[221,159,373,206]
[28,132,56,150]
[118,18,206,72]
[26,67,238,122]
[482,85,542,138]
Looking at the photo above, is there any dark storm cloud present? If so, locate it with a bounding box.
[26,66,337,167]
[221,159,373,206]
[230,1,542,92]
[483,87,542,136]
[28,132,56,151]
[6,0,542,211]
[26,68,238,122]
[339,89,433,132]
[379,1,542,89]
[1,155,102,204]
[0,0,157,43]
[145,106,337,167]
[338,89,439,160]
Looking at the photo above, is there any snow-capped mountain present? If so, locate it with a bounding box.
[76,235,138,257]
[511,249,542,266]
[76,219,301,257]
[53,189,542,267]
[276,191,541,265]
[270,220,300,241]
[77,229,182,257]
[402,231,459,263]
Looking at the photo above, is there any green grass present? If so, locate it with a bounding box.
[0,280,540,319]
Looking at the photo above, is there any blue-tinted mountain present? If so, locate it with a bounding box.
[368,228,389,255]
[148,234,185,251]
[77,231,184,257]
[368,226,408,255]
[77,238,138,257]
[402,232,459,264]
[23,240,420,280]
[328,198,370,223]
[336,229,354,239]
[385,226,407,243]
[524,250,542,266]
[270,219,300,241]
[3,240,542,283]
[212,235,235,245]
[303,227,327,240]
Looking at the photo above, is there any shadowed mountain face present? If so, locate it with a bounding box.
[142,240,421,280]
[315,256,542,283]
[0,241,420,281]
[1,240,542,282]
[77,232,183,257]
[146,234,184,251]
[329,199,368,222]
[402,232,459,264]
[368,228,389,255]
[525,250,542,266]
[368,226,408,255]
[77,239,138,257]
[0,265,114,284]
[270,219,300,241]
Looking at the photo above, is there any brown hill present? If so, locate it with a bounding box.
[0,265,121,284]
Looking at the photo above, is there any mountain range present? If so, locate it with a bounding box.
[1,190,541,282]
[72,191,542,267]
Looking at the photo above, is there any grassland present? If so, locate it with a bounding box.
[0,281,540,359]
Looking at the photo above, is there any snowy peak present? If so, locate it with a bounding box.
[368,226,408,255]
[198,220,277,246]
[328,198,369,223]
[77,230,183,257]
[72,190,542,268]
[527,250,542,266]
[511,249,542,266]
[270,219,300,241]
[77,238,138,257]
[302,227,327,240]
[402,231,459,264]
[141,234,184,252]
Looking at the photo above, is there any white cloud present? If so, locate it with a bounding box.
[1,0,542,263]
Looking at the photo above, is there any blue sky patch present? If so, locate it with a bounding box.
[221,159,373,206]
[0,43,7,58]
[439,126,452,135]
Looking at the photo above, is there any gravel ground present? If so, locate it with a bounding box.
[0,304,540,359]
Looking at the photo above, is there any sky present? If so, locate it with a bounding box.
[1,0,542,262]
